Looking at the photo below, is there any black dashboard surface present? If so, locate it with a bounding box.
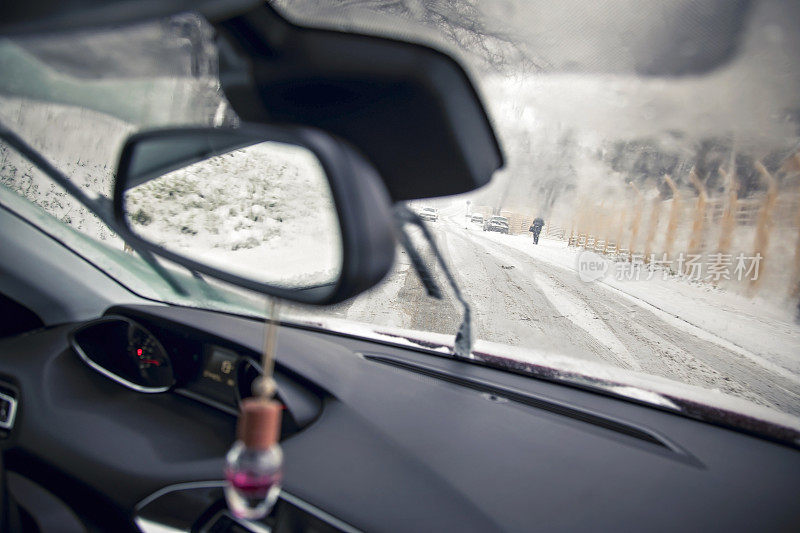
[0,303,799,532]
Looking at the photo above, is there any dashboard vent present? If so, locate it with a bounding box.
[0,380,19,437]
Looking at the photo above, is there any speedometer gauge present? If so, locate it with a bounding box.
[70,316,176,393]
[127,324,173,388]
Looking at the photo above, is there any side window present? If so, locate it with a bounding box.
[0,132,166,301]
[0,137,121,247]
[0,97,131,244]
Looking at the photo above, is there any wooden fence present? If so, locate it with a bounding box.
[556,159,800,298]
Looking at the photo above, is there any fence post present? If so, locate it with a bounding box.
[596,199,606,241]
[717,166,738,255]
[568,213,576,245]
[791,183,800,300]
[663,175,681,260]
[573,197,587,247]
[644,188,661,263]
[629,182,642,257]
[688,167,707,257]
[786,156,800,300]
[613,209,626,257]
[749,161,778,294]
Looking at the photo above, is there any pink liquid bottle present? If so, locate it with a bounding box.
[225,398,283,519]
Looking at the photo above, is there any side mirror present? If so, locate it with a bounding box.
[112,125,395,305]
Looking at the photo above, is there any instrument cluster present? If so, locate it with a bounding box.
[70,316,268,413]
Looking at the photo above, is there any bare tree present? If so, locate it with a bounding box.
[271,0,544,73]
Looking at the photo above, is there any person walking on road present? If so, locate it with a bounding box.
[529,217,544,245]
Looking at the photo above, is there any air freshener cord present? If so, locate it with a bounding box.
[257,298,279,398]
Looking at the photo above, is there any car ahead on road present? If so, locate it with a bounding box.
[470,213,484,225]
[484,215,510,234]
[418,206,438,222]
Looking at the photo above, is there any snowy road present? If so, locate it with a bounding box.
[327,216,800,417]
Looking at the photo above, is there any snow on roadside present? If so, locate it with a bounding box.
[467,220,800,379]
[125,142,342,288]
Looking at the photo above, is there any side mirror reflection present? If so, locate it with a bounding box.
[122,138,342,290]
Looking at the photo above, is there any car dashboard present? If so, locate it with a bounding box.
[69,315,317,440]
[0,304,798,532]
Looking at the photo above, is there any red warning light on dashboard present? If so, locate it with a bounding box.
[137,348,143,356]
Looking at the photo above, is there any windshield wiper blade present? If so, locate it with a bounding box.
[394,205,473,359]
[394,213,442,300]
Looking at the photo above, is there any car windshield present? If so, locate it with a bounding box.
[1,2,799,432]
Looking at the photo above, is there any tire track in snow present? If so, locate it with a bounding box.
[441,225,622,366]
[528,271,640,371]
[453,228,638,370]
[465,224,795,414]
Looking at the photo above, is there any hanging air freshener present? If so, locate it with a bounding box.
[225,300,283,519]
[225,397,283,519]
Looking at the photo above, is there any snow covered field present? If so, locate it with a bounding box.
[126,141,342,288]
